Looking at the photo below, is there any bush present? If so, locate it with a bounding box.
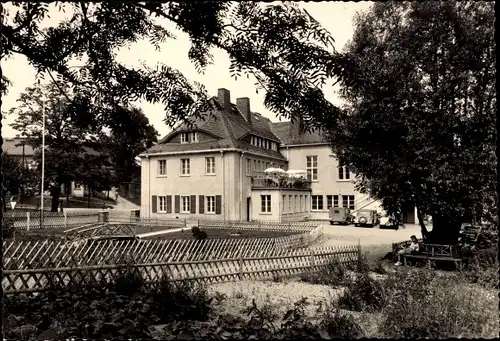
[191,226,207,240]
[319,308,365,338]
[300,258,347,286]
[337,273,386,312]
[151,278,213,322]
[2,218,16,239]
[379,268,498,338]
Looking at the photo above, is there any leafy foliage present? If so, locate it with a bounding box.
[325,1,497,244]
[191,226,208,240]
[2,2,354,129]
[2,152,39,197]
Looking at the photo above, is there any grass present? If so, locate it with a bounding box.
[142,228,300,240]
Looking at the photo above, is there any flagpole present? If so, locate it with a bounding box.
[40,103,45,227]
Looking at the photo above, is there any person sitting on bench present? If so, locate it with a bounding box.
[395,235,420,266]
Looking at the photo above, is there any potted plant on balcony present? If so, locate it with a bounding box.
[293,177,306,189]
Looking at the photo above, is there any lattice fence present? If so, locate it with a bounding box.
[198,219,318,232]
[4,211,101,230]
[3,245,360,294]
[3,221,323,270]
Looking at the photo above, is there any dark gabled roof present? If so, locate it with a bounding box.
[2,138,35,156]
[271,121,328,146]
[143,97,286,160]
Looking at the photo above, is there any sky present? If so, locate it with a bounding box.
[1,2,373,139]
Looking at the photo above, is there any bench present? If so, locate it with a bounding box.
[402,244,463,270]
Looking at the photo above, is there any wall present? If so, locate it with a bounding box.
[250,189,281,222]
[142,152,229,220]
[285,144,363,219]
[279,189,311,222]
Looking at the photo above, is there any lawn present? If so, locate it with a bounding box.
[13,195,116,209]
[140,228,301,240]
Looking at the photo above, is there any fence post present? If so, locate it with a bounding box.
[238,254,244,280]
[64,211,67,229]
[310,250,315,271]
[26,212,30,231]
[357,238,362,263]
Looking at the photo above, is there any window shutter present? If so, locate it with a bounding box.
[190,195,196,213]
[199,196,205,214]
[215,195,222,214]
[152,195,157,213]
[174,195,180,213]
[166,195,172,213]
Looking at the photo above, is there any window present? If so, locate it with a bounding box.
[205,157,215,175]
[180,133,188,143]
[74,183,82,189]
[191,132,198,142]
[261,195,271,213]
[289,195,293,213]
[158,196,166,212]
[327,195,339,209]
[266,162,270,170]
[306,156,318,181]
[342,195,355,210]
[206,196,215,213]
[300,195,304,212]
[253,160,257,172]
[338,165,351,180]
[295,195,299,212]
[181,196,191,213]
[246,158,252,175]
[257,160,261,171]
[282,195,286,213]
[181,158,190,175]
[312,195,323,210]
[157,159,167,176]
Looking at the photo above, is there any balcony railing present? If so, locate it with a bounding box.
[251,176,312,190]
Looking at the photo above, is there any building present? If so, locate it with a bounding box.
[140,88,416,223]
[2,136,36,169]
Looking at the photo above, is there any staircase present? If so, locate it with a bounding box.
[352,194,379,213]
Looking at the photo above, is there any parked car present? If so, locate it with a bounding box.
[329,207,353,225]
[379,211,404,230]
[354,209,379,227]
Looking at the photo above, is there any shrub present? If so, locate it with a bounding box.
[337,273,386,312]
[151,278,213,322]
[191,226,208,240]
[319,308,365,338]
[379,269,498,338]
[2,218,16,239]
[110,265,145,296]
[300,258,347,286]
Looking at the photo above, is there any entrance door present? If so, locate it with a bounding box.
[247,197,251,221]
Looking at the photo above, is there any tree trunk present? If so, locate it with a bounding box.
[50,185,61,212]
[428,214,462,245]
[416,206,429,241]
[87,185,91,208]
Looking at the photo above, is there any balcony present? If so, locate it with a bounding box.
[251,175,312,190]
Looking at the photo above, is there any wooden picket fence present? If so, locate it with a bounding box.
[3,245,360,294]
[3,220,323,270]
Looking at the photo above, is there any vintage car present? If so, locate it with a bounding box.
[329,207,353,225]
[354,209,380,227]
[379,211,404,230]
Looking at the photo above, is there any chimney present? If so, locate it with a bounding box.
[236,97,251,125]
[217,88,231,112]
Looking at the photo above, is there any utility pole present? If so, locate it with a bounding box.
[40,103,46,227]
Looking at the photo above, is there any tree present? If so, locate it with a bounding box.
[9,82,102,211]
[2,153,39,199]
[104,107,158,184]
[325,2,496,244]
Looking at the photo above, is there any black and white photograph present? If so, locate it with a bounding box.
[0,1,497,339]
